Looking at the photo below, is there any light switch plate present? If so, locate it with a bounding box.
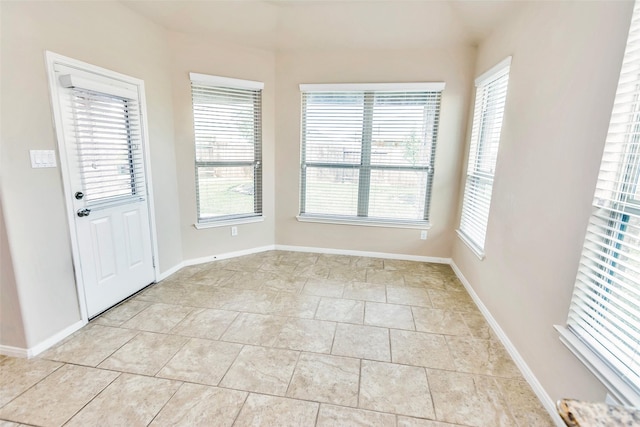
[30,150,57,168]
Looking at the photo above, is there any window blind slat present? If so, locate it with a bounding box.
[566,0,640,400]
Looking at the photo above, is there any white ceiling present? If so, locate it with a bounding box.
[121,0,523,51]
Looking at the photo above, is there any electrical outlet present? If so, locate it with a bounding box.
[420,230,427,240]
[231,226,238,236]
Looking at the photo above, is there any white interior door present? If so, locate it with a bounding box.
[48,57,156,318]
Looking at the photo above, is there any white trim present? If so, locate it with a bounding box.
[58,74,138,100]
[456,229,486,260]
[27,320,85,357]
[44,51,159,321]
[449,261,565,427]
[0,345,29,358]
[189,72,264,90]
[0,319,85,359]
[275,244,450,264]
[158,245,450,283]
[475,56,512,86]
[50,57,146,90]
[606,393,622,406]
[137,79,162,282]
[555,325,640,408]
[183,245,277,268]
[299,82,445,92]
[157,262,185,282]
[194,216,265,229]
[296,215,431,230]
[46,51,89,323]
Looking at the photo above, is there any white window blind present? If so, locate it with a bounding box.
[566,0,640,403]
[190,73,263,223]
[458,58,511,257]
[299,83,444,224]
[61,76,146,206]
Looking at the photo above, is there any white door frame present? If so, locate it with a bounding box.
[45,51,160,323]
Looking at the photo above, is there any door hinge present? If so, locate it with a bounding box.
[152,256,156,268]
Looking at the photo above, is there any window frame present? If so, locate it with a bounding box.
[297,82,445,229]
[189,73,264,228]
[457,57,512,259]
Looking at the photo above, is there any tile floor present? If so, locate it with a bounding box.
[0,250,555,426]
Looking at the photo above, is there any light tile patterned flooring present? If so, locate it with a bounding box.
[0,251,554,426]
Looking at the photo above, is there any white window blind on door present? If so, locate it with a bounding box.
[458,58,511,257]
[190,73,263,224]
[61,76,147,206]
[299,83,444,224]
[566,0,640,403]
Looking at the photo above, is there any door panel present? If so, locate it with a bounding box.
[123,210,144,267]
[90,217,117,283]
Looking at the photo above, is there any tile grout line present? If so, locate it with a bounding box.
[152,334,192,379]
[313,401,321,426]
[388,328,393,363]
[230,391,251,426]
[357,358,362,409]
[410,303,418,332]
[284,350,303,397]
[423,367,437,423]
[63,353,525,388]
[215,344,246,388]
[363,301,368,327]
[216,310,242,341]
[146,378,185,426]
[63,370,123,425]
[328,321,338,355]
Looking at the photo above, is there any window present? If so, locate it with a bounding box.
[190,73,263,225]
[68,86,143,204]
[55,69,148,207]
[457,57,511,258]
[299,83,444,227]
[559,1,640,406]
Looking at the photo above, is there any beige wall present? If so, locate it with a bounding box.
[452,1,634,401]
[0,1,182,347]
[0,196,26,349]
[167,32,276,260]
[275,48,475,257]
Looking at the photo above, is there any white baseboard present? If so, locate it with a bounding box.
[156,245,277,281]
[449,261,565,427]
[183,245,277,267]
[158,262,185,281]
[0,344,29,358]
[27,319,85,358]
[275,244,450,264]
[159,244,447,280]
[0,319,85,359]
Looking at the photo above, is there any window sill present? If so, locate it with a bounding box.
[194,216,264,229]
[456,229,486,260]
[296,215,431,230]
[555,325,640,408]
